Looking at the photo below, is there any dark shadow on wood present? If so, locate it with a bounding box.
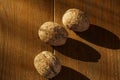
[50,66,90,80]
[54,38,101,62]
[75,24,120,49]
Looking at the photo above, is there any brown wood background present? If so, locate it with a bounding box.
[0,0,120,80]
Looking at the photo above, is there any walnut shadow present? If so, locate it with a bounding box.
[50,66,90,80]
[54,38,101,62]
[75,24,120,49]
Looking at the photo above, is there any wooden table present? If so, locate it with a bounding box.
[0,0,120,80]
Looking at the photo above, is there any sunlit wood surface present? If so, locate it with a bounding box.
[0,0,120,80]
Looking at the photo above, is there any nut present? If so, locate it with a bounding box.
[34,51,61,79]
[38,22,68,46]
[62,8,90,32]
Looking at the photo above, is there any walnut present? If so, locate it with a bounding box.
[34,51,61,79]
[38,22,68,46]
[62,8,90,32]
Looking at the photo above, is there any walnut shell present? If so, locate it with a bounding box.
[34,51,61,79]
[62,8,90,32]
[38,22,68,46]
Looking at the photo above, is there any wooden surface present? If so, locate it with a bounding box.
[0,0,120,80]
[0,0,53,80]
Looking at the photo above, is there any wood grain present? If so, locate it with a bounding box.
[53,0,120,80]
[0,0,54,80]
[0,0,120,80]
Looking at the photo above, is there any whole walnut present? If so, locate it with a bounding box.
[38,22,68,46]
[34,51,61,79]
[62,8,90,32]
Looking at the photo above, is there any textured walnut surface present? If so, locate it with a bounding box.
[62,9,90,32]
[34,51,61,79]
[38,22,68,46]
